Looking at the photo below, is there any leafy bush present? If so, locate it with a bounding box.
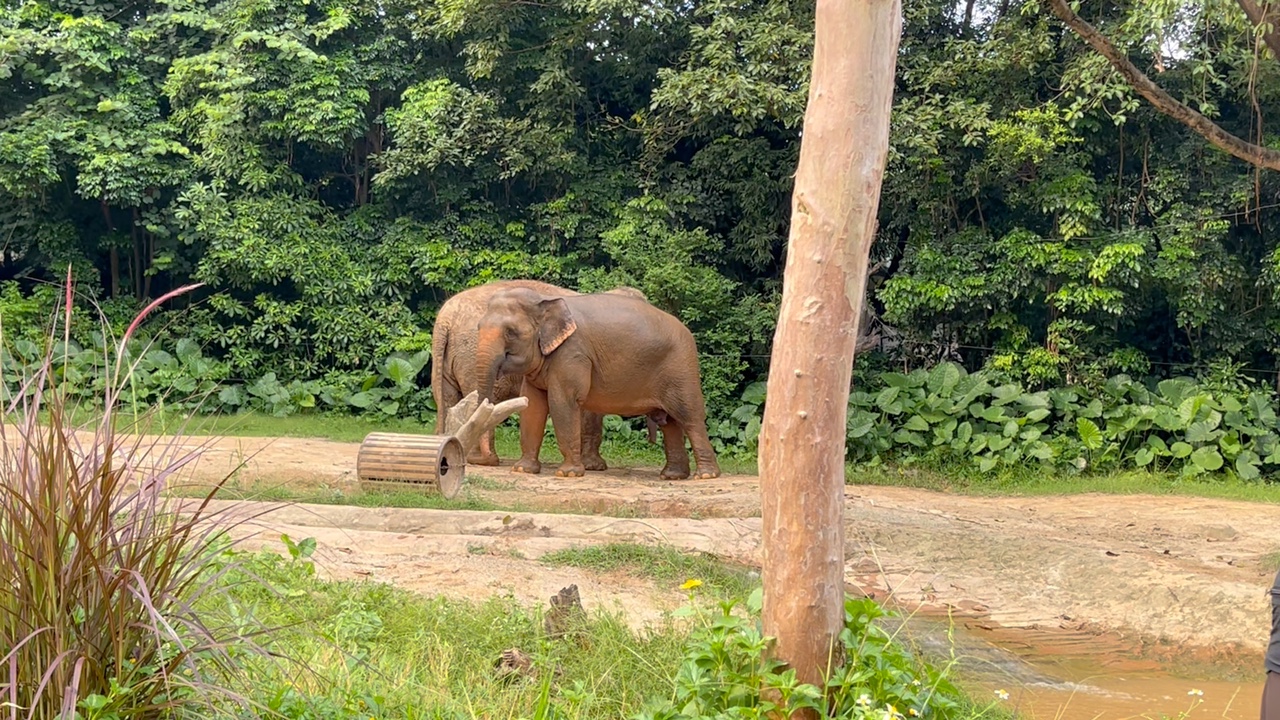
[842,362,1280,478]
[636,590,981,719]
[0,279,262,718]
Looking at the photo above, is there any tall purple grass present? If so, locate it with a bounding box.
[0,272,264,719]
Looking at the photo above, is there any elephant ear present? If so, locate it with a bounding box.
[537,297,577,355]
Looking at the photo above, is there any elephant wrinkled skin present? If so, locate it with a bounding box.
[474,287,721,480]
[430,279,650,468]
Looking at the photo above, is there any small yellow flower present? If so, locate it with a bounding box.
[1188,689,1204,697]
[994,689,1010,701]
[681,578,703,590]
[908,710,919,717]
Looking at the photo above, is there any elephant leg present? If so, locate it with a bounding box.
[548,389,586,478]
[581,411,607,471]
[472,428,501,466]
[683,420,721,479]
[513,383,547,475]
[658,418,692,480]
[435,378,463,436]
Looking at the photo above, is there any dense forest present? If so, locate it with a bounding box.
[4,0,1280,465]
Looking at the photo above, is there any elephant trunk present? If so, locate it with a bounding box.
[475,329,506,404]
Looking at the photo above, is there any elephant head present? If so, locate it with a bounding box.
[475,288,577,403]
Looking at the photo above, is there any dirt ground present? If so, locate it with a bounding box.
[149,431,1280,672]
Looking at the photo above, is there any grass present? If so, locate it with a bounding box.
[207,545,692,719]
[850,463,1280,503]
[540,543,759,599]
[209,541,1005,720]
[168,477,509,512]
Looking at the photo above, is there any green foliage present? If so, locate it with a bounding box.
[207,541,689,720]
[840,361,1280,479]
[540,543,758,599]
[635,591,981,720]
[7,0,1280,436]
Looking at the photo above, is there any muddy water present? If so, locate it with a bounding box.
[888,614,1263,719]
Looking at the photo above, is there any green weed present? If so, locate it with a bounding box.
[540,543,758,599]
[208,546,688,719]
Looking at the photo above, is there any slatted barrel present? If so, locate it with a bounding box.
[357,433,465,499]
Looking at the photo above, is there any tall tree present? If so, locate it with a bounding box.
[758,0,902,704]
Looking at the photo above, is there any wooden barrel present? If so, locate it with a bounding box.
[357,433,465,499]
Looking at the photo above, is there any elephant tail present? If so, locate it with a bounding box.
[431,323,449,434]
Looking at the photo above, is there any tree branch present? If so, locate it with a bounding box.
[1045,0,1280,171]
[1236,0,1280,62]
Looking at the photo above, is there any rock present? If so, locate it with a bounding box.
[1201,524,1239,542]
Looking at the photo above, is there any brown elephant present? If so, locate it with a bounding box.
[431,279,652,467]
[474,287,721,480]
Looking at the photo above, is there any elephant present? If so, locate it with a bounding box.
[431,279,654,467]
[474,287,721,480]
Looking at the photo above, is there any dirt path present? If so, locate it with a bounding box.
[161,431,1280,670]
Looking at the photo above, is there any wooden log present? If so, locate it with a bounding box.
[357,433,465,499]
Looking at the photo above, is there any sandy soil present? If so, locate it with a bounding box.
[148,431,1280,670]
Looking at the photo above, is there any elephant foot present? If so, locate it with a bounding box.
[468,451,501,466]
[583,454,608,472]
[692,471,720,480]
[660,465,691,480]
[555,463,586,478]
[512,458,542,474]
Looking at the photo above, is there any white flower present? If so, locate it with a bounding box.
[856,694,872,707]
[1188,688,1204,697]
[994,689,1010,701]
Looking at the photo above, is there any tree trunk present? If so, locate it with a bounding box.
[758,0,902,708]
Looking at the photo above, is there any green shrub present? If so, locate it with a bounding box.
[841,362,1280,478]
[635,591,982,720]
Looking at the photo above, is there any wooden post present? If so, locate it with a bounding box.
[758,0,903,705]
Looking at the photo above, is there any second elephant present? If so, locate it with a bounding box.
[475,287,720,480]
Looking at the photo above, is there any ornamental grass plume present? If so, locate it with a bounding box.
[0,269,268,719]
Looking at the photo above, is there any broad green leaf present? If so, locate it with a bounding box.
[880,372,912,388]
[991,384,1022,406]
[1170,441,1193,458]
[1026,408,1051,423]
[348,391,375,409]
[1076,418,1103,451]
[1236,455,1261,481]
[875,386,901,411]
[927,362,962,395]
[1190,446,1224,472]
[1134,448,1154,467]
[904,415,930,432]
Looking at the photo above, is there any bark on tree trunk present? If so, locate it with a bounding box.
[758,0,902,709]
